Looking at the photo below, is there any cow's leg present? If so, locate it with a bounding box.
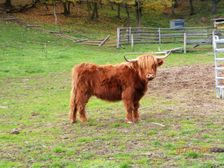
[123,99,134,123]
[122,89,135,123]
[76,92,90,122]
[133,101,140,122]
[69,88,77,123]
[78,105,88,122]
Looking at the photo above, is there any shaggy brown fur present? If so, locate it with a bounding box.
[69,54,164,123]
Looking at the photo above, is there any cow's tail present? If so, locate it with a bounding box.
[69,67,78,123]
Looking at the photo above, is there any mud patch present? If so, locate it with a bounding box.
[148,64,224,116]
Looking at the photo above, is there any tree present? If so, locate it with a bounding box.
[211,0,221,14]
[62,0,75,16]
[91,0,99,20]
[189,0,194,15]
[86,0,92,16]
[171,0,179,15]
[53,0,58,24]
[125,4,130,21]
[135,0,141,27]
[43,0,58,24]
[4,0,12,9]
[116,3,121,19]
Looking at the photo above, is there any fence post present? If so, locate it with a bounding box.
[207,27,209,40]
[128,27,132,44]
[158,28,161,44]
[184,32,187,54]
[131,34,134,49]
[212,30,215,50]
[158,28,161,51]
[117,27,120,48]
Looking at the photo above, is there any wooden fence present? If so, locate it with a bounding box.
[117,27,215,51]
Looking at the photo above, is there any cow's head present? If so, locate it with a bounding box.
[124,51,171,81]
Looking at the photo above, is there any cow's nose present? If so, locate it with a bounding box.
[146,74,155,80]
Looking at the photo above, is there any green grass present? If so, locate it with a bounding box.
[0,21,213,78]
[0,21,223,167]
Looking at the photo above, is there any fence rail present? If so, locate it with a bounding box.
[117,27,215,49]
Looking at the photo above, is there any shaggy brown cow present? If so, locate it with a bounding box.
[69,51,171,123]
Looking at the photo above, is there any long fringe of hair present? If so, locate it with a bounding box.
[137,55,156,71]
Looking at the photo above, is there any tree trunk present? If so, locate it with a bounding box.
[91,2,98,20]
[117,4,121,19]
[91,2,95,19]
[63,2,72,16]
[4,0,12,9]
[110,2,114,10]
[139,5,142,16]
[68,2,72,15]
[31,0,40,8]
[211,0,220,14]
[87,0,92,17]
[95,3,99,18]
[53,2,57,25]
[125,4,130,19]
[99,0,103,8]
[136,0,141,27]
[63,1,74,16]
[63,2,69,16]
[171,0,180,15]
[189,0,194,15]
[43,1,49,11]
[125,4,130,26]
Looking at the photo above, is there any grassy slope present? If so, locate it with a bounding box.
[1,2,224,165]
[0,20,214,78]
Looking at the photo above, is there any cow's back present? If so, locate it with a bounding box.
[72,63,147,102]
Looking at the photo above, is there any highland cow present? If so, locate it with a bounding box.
[69,51,171,123]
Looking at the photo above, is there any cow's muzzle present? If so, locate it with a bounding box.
[146,74,155,80]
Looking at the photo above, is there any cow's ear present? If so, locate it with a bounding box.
[157,59,164,66]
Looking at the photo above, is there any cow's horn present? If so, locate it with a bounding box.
[124,55,137,62]
[155,50,172,59]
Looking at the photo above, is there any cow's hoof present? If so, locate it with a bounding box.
[125,119,133,124]
[80,118,88,122]
[133,118,140,123]
[70,119,76,124]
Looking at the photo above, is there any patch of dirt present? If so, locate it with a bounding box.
[150,64,214,93]
[148,64,224,116]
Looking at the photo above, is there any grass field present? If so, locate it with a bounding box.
[1,21,224,168]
